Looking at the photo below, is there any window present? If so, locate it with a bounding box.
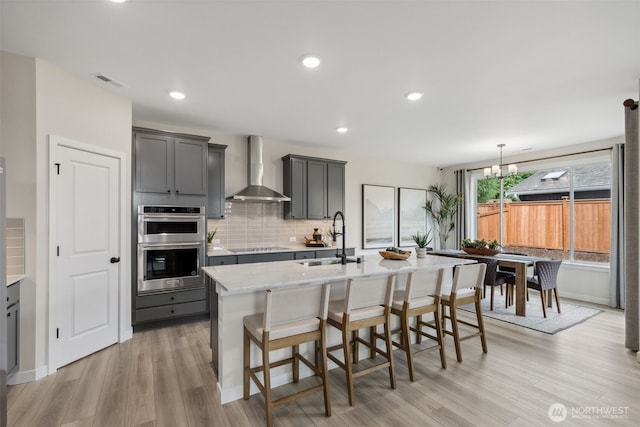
[472,160,611,264]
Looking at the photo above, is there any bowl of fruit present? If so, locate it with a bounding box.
[379,247,412,260]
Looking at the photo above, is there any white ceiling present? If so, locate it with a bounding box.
[1,0,638,167]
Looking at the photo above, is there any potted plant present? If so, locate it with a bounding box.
[207,228,217,252]
[326,227,342,247]
[461,238,501,255]
[411,230,432,258]
[424,183,462,249]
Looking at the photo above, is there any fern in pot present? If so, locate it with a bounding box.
[411,230,432,258]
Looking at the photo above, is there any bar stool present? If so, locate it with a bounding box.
[387,268,446,381]
[243,283,331,427]
[327,274,396,406]
[440,263,487,362]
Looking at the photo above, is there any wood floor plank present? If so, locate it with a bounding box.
[6,300,640,426]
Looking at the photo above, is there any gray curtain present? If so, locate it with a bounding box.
[610,144,624,309]
[455,169,467,249]
[624,100,639,352]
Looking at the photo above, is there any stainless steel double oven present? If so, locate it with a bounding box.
[137,205,206,295]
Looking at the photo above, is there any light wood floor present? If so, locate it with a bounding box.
[7,301,640,426]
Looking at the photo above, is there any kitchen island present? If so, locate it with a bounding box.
[203,254,473,404]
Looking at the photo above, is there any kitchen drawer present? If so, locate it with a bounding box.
[294,251,316,260]
[7,283,20,307]
[237,252,295,264]
[135,300,207,323]
[136,288,205,309]
[208,255,238,266]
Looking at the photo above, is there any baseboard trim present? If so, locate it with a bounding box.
[120,327,133,343]
[8,365,48,385]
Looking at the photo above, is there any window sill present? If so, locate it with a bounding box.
[561,261,609,273]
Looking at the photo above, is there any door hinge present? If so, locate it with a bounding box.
[57,246,60,256]
[54,163,61,175]
[56,328,59,339]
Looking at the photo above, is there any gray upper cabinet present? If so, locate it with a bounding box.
[134,132,172,194]
[282,154,346,220]
[207,144,226,218]
[283,157,308,219]
[174,137,208,195]
[307,160,328,219]
[133,127,210,197]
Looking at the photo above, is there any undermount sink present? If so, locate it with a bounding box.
[298,258,357,267]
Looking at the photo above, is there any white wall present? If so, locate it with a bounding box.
[439,137,621,305]
[134,120,440,249]
[0,51,132,382]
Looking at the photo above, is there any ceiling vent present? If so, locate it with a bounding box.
[91,73,128,88]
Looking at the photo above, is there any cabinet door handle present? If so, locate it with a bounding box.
[7,312,10,318]
[110,257,121,263]
[176,190,180,194]
[167,189,171,193]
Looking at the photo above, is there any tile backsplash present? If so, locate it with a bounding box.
[207,202,335,249]
[6,218,25,276]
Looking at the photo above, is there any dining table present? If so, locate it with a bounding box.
[429,250,552,316]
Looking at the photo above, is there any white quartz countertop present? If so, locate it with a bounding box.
[203,255,472,296]
[7,275,24,287]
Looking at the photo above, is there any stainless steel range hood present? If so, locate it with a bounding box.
[227,136,291,202]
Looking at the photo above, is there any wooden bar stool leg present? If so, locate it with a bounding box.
[352,330,359,364]
[554,288,561,313]
[383,313,396,389]
[540,290,547,318]
[320,326,331,416]
[293,344,299,383]
[474,297,488,354]
[262,341,273,427]
[342,326,356,406]
[243,328,251,400]
[449,304,463,362]
[434,311,447,369]
[401,311,414,381]
[416,314,423,344]
[369,325,376,359]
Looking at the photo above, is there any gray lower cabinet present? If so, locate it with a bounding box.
[7,281,20,376]
[133,127,211,198]
[207,144,226,219]
[282,154,346,220]
[135,288,207,324]
[208,248,355,265]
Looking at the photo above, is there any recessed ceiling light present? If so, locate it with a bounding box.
[109,0,128,3]
[336,127,348,134]
[301,55,321,69]
[406,92,423,101]
[169,91,186,100]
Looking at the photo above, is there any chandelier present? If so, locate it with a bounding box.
[484,144,517,178]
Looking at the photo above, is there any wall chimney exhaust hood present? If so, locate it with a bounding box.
[227,136,291,202]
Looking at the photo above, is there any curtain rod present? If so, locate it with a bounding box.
[465,147,613,173]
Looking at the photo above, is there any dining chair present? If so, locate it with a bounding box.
[440,263,487,362]
[327,274,396,406]
[511,259,562,318]
[471,257,512,311]
[243,283,331,427]
[386,268,446,381]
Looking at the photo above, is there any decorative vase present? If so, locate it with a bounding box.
[207,243,214,252]
[312,228,322,242]
[416,247,426,258]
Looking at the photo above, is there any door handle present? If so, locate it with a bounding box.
[110,257,121,264]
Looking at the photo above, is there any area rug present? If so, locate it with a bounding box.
[458,293,602,334]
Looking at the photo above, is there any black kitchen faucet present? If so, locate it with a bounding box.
[332,211,347,264]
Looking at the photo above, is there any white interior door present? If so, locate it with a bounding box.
[54,145,120,368]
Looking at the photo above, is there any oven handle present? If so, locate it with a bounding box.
[140,242,204,250]
[140,215,204,220]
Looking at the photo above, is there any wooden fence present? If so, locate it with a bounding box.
[477,198,610,253]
